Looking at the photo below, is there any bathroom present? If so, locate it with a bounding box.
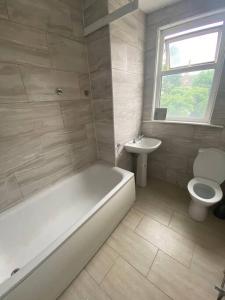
[1,0,225,299]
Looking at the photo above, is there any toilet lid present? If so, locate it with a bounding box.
[193,148,225,184]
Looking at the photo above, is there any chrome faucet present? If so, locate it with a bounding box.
[133,134,144,143]
[137,134,144,141]
[215,270,225,300]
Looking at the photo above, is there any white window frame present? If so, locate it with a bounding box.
[153,10,225,124]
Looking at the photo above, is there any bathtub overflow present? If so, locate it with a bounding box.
[11,268,20,277]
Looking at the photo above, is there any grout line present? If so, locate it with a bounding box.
[147,274,175,300]
[134,225,194,269]
[133,211,144,231]
[4,0,10,20]
[105,236,153,278]
[17,63,31,103]
[99,255,119,285]
[0,14,84,44]
[146,248,159,278]
[189,242,197,270]
[134,206,172,227]
[111,249,175,300]
[168,210,174,227]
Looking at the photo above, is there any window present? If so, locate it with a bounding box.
[154,13,225,123]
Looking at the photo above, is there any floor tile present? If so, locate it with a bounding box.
[191,245,225,286]
[203,212,225,238]
[86,244,118,284]
[59,270,110,300]
[121,208,143,230]
[134,189,173,225]
[107,223,158,275]
[139,179,190,216]
[136,215,195,267]
[169,212,225,257]
[101,257,171,300]
[60,179,225,300]
[148,250,216,300]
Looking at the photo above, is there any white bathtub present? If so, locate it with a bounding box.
[0,162,135,300]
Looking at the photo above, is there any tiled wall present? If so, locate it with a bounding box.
[142,0,225,187]
[0,0,97,212]
[84,1,115,164]
[109,0,145,170]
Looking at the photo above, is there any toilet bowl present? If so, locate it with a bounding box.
[187,148,225,222]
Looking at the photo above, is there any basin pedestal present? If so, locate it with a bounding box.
[136,153,148,187]
[125,137,161,188]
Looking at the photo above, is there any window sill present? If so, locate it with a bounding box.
[142,120,224,128]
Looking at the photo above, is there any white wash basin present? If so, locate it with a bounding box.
[125,137,162,188]
[125,137,161,154]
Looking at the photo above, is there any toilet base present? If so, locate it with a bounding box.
[188,200,208,222]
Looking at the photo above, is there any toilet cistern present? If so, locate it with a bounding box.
[125,136,161,187]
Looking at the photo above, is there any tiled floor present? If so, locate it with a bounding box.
[59,179,225,300]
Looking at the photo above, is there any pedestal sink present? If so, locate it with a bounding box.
[125,137,162,187]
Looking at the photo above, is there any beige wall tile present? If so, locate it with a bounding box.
[101,257,171,300]
[95,122,114,145]
[0,19,50,67]
[111,11,145,171]
[110,33,127,71]
[90,69,112,99]
[48,33,88,72]
[93,99,113,123]
[0,103,36,138]
[88,35,111,72]
[15,150,73,197]
[40,129,73,155]
[78,73,91,99]
[97,142,115,163]
[32,102,64,133]
[0,0,98,211]
[0,39,51,67]
[0,19,48,50]
[107,223,158,275]
[0,63,28,102]
[60,100,92,130]
[20,65,81,101]
[0,175,23,212]
[7,0,75,38]
[136,215,195,267]
[0,133,42,177]
[0,0,8,19]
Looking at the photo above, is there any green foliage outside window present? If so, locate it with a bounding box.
[160,70,214,119]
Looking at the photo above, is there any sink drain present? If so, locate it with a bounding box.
[11,268,20,277]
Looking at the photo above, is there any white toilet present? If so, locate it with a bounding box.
[187,148,225,222]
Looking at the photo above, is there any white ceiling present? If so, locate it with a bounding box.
[139,0,182,13]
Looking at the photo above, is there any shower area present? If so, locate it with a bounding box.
[0,0,144,299]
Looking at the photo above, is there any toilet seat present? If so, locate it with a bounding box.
[188,177,222,204]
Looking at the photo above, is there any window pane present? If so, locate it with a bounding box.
[169,32,218,68]
[165,21,223,40]
[160,70,215,120]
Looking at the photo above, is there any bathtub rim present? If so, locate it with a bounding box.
[0,163,134,299]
